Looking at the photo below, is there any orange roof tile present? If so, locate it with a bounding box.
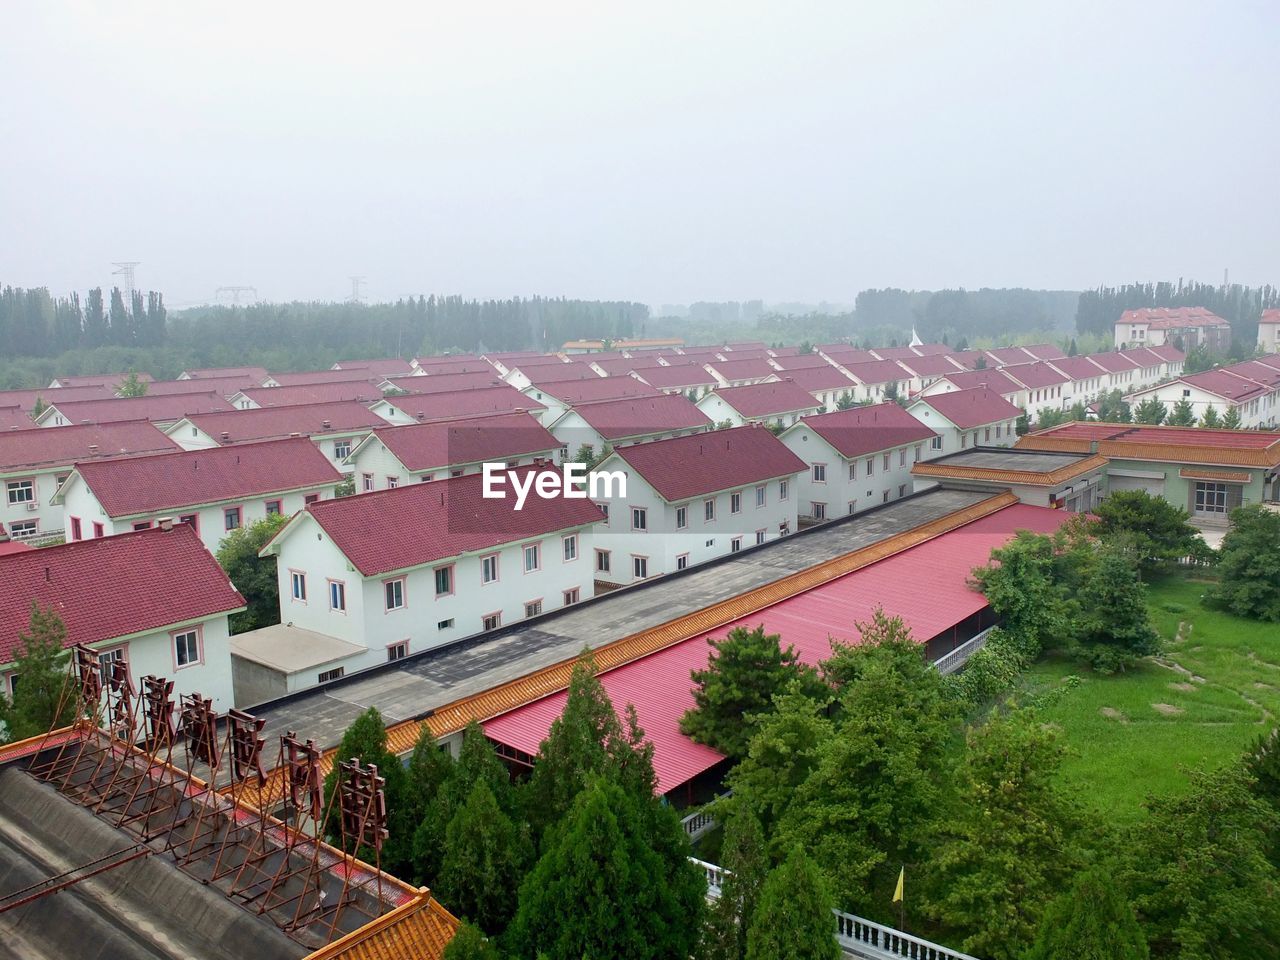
[911,454,1108,487]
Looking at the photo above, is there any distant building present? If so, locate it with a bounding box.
[907,387,1022,456]
[1123,356,1280,429]
[1114,307,1231,352]
[1260,309,1280,354]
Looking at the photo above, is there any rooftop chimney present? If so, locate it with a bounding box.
[88,443,99,455]
[416,412,426,421]
[322,419,331,429]
[220,431,230,441]
[158,517,174,531]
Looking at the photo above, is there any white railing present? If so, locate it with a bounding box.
[834,910,981,960]
[692,857,979,960]
[932,626,995,676]
[681,807,719,843]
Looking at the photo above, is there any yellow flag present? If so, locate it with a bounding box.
[892,866,904,904]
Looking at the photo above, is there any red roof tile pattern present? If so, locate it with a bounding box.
[181,366,269,380]
[52,372,154,388]
[145,375,263,398]
[910,343,954,356]
[796,403,936,458]
[332,358,416,377]
[1001,362,1069,390]
[1119,307,1229,328]
[297,468,604,577]
[842,359,911,386]
[237,383,384,407]
[1180,369,1269,402]
[41,392,234,425]
[530,377,660,405]
[369,411,559,472]
[632,365,718,389]
[0,421,179,473]
[265,370,381,387]
[1261,309,1280,325]
[707,380,824,418]
[770,354,837,371]
[567,393,712,440]
[383,385,545,423]
[818,345,879,365]
[1020,343,1069,360]
[383,372,507,394]
[0,385,116,412]
[913,386,1022,428]
[612,425,806,502]
[1047,356,1108,380]
[775,365,858,392]
[412,357,492,376]
[181,401,388,444]
[944,349,987,370]
[1145,344,1186,362]
[896,354,963,377]
[870,345,924,361]
[72,436,342,517]
[705,358,778,382]
[1084,351,1141,373]
[591,356,661,375]
[984,347,1036,365]
[0,407,31,431]
[0,524,244,665]
[485,503,1070,792]
[937,369,1024,395]
[522,363,602,386]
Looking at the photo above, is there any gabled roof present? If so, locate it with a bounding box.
[0,384,116,412]
[792,403,935,459]
[1084,351,1141,373]
[38,392,234,425]
[945,349,987,370]
[817,345,879,364]
[706,380,823,419]
[382,385,544,423]
[0,407,30,431]
[529,376,660,405]
[264,370,379,387]
[936,368,1023,395]
[565,393,712,441]
[774,364,857,392]
[383,371,507,394]
[1119,307,1229,328]
[770,353,836,371]
[1145,344,1186,361]
[234,382,383,407]
[612,425,806,502]
[0,524,244,665]
[984,346,1036,365]
[0,421,179,473]
[522,363,601,386]
[67,436,342,518]
[705,357,778,382]
[1001,361,1069,390]
[842,359,910,386]
[1261,309,1280,325]
[412,357,493,376]
[181,366,269,380]
[591,356,661,375]
[910,386,1022,428]
[1047,355,1108,380]
[145,375,262,398]
[284,468,604,577]
[332,357,415,377]
[51,372,154,389]
[895,354,963,378]
[365,411,559,473]
[177,401,388,444]
[869,345,923,361]
[1179,369,1270,403]
[1118,347,1171,367]
[1020,343,1068,360]
[909,342,954,356]
[632,365,718,390]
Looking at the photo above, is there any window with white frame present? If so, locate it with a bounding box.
[384,578,405,611]
[9,520,37,540]
[676,554,688,570]
[329,580,346,611]
[387,641,408,661]
[899,448,907,467]
[755,529,766,545]
[174,629,200,668]
[898,484,907,498]
[849,462,857,481]
[914,444,922,460]
[632,555,648,579]
[437,618,454,630]
[6,479,34,505]
[755,484,766,507]
[318,667,345,683]
[704,498,715,521]
[631,506,647,530]
[811,463,826,483]
[291,570,307,602]
[812,502,826,520]
[523,542,541,572]
[434,565,453,596]
[387,476,399,489]
[563,587,580,605]
[730,491,742,514]
[865,457,874,475]
[362,473,375,492]
[333,439,352,459]
[676,505,687,529]
[779,479,789,500]
[930,436,942,450]
[481,554,499,583]
[98,646,127,685]
[883,453,890,470]
[482,612,501,631]
[525,599,543,618]
[224,506,242,531]
[562,534,577,562]
[731,537,742,552]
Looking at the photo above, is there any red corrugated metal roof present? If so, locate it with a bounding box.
[612,425,806,502]
[0,421,179,473]
[938,369,1023,395]
[896,354,962,377]
[776,365,858,391]
[1084,352,1141,373]
[0,524,244,665]
[73,436,342,517]
[1001,362,1069,389]
[484,503,1070,793]
[1047,356,1108,380]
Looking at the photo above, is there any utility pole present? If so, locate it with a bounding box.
[348,276,366,304]
[112,261,141,306]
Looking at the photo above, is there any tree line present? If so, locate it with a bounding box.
[1074,280,1280,348]
[0,285,167,357]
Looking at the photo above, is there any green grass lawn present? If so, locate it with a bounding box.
[1019,574,1280,827]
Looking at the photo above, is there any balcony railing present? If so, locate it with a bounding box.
[931,626,995,676]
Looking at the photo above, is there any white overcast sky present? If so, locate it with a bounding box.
[2,2,1276,307]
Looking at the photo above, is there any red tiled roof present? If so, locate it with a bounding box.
[70,436,342,518]
[910,343,954,356]
[0,540,31,557]
[181,401,388,444]
[369,411,559,472]
[567,393,712,441]
[818,345,878,364]
[1145,344,1185,362]
[1119,307,1229,328]
[52,372,154,388]
[1047,356,1108,380]
[1084,351,1141,373]
[0,407,31,431]
[984,346,1035,365]
[41,392,234,425]
[296,468,604,577]
[182,366,269,380]
[146,375,262,398]
[531,377,660,405]
[523,363,601,386]
[506,354,571,369]
[236,383,383,407]
[896,354,963,378]
[997,362,1069,390]
[723,341,767,351]
[265,370,380,387]
[413,358,492,376]
[591,356,661,375]
[484,503,1070,792]
[1020,343,1068,360]
[842,359,911,386]
[1180,369,1269,402]
[1118,347,1169,367]
[383,385,545,423]
[945,349,987,370]
[774,365,858,392]
[0,385,115,412]
[0,525,244,665]
[938,368,1023,395]
[705,358,778,382]
[613,425,806,501]
[384,372,507,395]
[770,354,837,371]
[1261,309,1280,325]
[333,358,415,377]
[796,402,935,458]
[870,345,923,361]
[0,421,179,473]
[632,365,718,390]
[708,381,823,418]
[913,386,1022,428]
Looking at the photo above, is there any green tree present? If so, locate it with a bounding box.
[972,529,1081,658]
[117,371,148,397]
[703,808,769,960]
[31,396,48,419]
[1198,405,1221,428]
[322,707,408,869]
[835,390,857,410]
[334,475,356,497]
[438,780,531,933]
[398,723,456,885]
[1244,727,1280,868]
[1166,398,1196,426]
[924,709,1081,960]
[744,847,839,960]
[1134,396,1167,425]
[0,604,74,741]
[1072,543,1160,673]
[1069,400,1089,421]
[1092,491,1202,574]
[1121,765,1280,959]
[1206,505,1280,621]
[1221,404,1242,429]
[1026,866,1149,960]
[508,777,704,960]
[681,625,828,759]
[1097,390,1131,423]
[216,513,289,633]
[1016,413,1031,436]
[443,923,503,960]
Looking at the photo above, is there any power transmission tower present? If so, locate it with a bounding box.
[112,261,141,305]
[348,276,366,304]
[215,286,259,304]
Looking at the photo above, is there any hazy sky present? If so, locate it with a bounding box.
[2,2,1276,308]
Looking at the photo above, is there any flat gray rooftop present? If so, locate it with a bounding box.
[253,487,992,751]
[929,448,1090,473]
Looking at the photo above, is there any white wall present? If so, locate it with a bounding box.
[167,424,367,474]
[3,466,71,541]
[695,394,817,429]
[1124,381,1278,429]
[780,425,926,520]
[589,463,800,584]
[348,437,557,492]
[906,404,1018,458]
